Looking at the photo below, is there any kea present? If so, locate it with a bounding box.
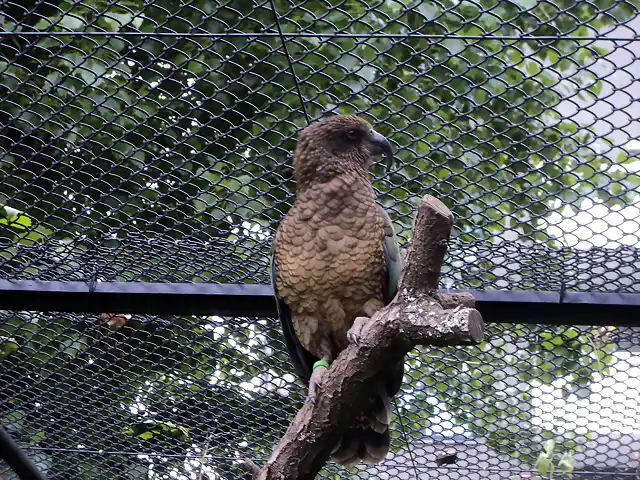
[270,114,405,466]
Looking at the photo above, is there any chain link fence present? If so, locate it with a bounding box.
[1,0,640,478]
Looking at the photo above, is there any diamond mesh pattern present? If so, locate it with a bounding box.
[1,315,638,479]
[1,0,640,292]
[1,0,640,478]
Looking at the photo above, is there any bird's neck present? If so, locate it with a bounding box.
[295,164,371,191]
[295,172,376,215]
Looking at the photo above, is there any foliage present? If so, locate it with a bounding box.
[398,324,616,464]
[1,0,639,251]
[535,439,576,479]
[0,312,301,478]
[0,0,637,478]
[0,205,32,231]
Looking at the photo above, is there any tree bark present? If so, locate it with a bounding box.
[249,194,485,479]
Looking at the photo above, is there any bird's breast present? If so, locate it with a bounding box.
[275,196,385,308]
[274,176,388,356]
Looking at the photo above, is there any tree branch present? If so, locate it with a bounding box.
[249,194,485,479]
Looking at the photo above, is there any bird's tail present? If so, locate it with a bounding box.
[330,359,404,466]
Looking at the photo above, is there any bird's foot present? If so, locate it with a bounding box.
[307,360,330,403]
[347,316,370,346]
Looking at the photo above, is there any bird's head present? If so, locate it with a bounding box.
[292,114,393,185]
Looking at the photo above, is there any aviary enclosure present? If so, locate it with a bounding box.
[0,0,639,478]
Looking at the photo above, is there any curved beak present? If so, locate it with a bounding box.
[369,129,393,162]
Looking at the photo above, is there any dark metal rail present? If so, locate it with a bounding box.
[1,280,638,326]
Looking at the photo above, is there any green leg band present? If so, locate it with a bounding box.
[313,360,330,371]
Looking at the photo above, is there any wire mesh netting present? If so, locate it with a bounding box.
[1,0,640,291]
[1,313,639,479]
[1,0,640,478]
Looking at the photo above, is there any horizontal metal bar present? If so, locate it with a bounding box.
[0,280,276,317]
[0,280,639,326]
[0,31,637,41]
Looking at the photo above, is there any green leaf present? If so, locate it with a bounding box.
[0,205,32,230]
[543,439,555,456]
[34,18,53,30]
[103,12,134,28]
[417,2,439,20]
[0,337,19,358]
[535,451,551,477]
[132,16,145,29]
[442,39,466,56]
[557,452,576,475]
[59,15,85,31]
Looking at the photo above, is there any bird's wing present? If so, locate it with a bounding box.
[377,204,404,304]
[270,238,317,384]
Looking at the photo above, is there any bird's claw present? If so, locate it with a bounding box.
[307,365,327,403]
[347,316,370,346]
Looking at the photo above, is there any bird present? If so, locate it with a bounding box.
[270,114,405,466]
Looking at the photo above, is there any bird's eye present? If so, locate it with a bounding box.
[345,129,358,141]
